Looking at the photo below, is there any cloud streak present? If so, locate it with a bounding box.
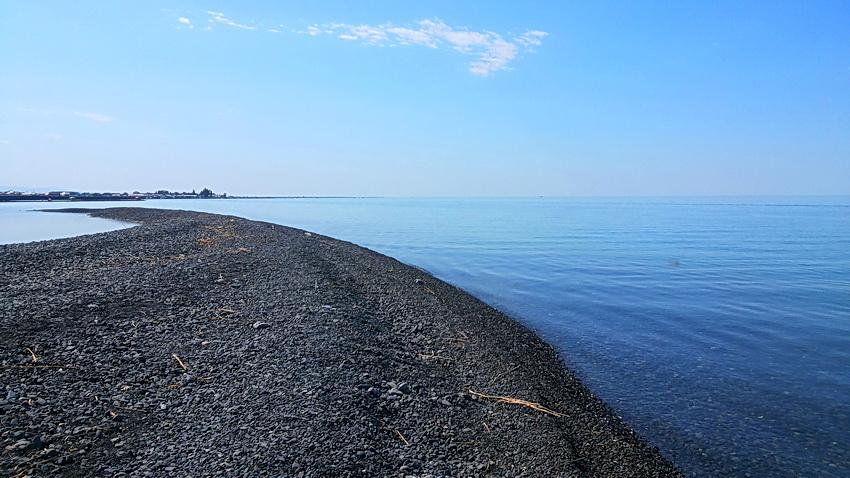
[206,10,256,30]
[517,30,547,48]
[306,19,547,76]
[179,13,545,76]
[74,111,115,123]
[16,108,115,124]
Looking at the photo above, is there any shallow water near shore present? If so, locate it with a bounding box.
[2,197,849,477]
[0,205,131,245]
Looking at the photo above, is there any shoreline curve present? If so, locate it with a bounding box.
[1,207,681,477]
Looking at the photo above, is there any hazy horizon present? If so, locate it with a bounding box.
[3,1,849,196]
[4,185,850,201]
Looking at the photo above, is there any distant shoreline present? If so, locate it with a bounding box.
[0,194,146,202]
[0,195,384,202]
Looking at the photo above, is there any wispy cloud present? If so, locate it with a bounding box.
[516,30,548,48]
[305,25,323,37]
[179,12,545,76]
[73,111,115,123]
[0,140,10,145]
[16,107,115,124]
[304,19,547,76]
[206,10,256,30]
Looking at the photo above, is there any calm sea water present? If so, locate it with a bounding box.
[2,197,848,476]
[0,205,131,244]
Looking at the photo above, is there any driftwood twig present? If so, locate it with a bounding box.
[469,389,563,417]
[172,354,189,371]
[418,353,453,362]
[394,429,410,446]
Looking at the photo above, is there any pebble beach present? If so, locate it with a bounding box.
[0,208,681,477]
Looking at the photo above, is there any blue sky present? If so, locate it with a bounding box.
[2,1,849,196]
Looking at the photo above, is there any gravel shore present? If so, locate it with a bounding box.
[1,208,681,477]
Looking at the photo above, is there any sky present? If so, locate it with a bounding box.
[1,1,849,196]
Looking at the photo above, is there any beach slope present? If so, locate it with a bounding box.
[0,208,680,477]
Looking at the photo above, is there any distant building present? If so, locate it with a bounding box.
[1,187,227,202]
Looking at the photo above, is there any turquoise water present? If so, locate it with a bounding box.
[2,198,849,476]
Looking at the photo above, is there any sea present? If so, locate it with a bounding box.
[2,197,848,477]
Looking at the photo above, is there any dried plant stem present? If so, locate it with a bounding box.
[469,390,563,417]
[394,429,410,446]
[172,354,189,371]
